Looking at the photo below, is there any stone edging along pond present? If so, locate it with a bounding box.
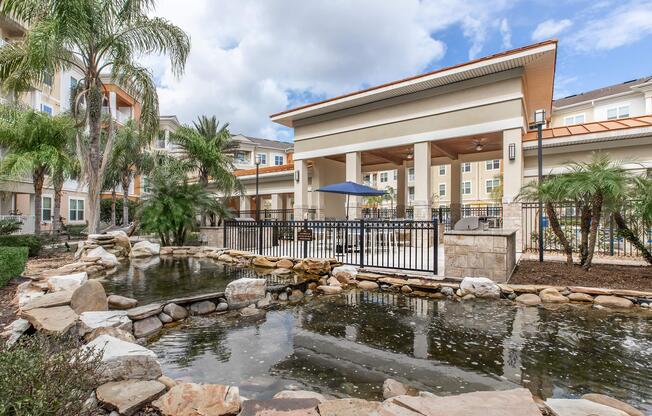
[2,240,652,416]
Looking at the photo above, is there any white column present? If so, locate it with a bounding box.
[293,159,310,219]
[345,152,362,219]
[450,159,461,225]
[239,196,251,217]
[396,164,406,218]
[502,128,524,251]
[413,142,432,220]
[109,91,117,118]
[270,193,282,210]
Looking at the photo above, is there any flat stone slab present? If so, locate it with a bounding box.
[21,305,78,335]
[390,388,541,416]
[152,383,241,416]
[108,294,138,310]
[545,398,630,416]
[22,290,73,311]
[82,335,162,382]
[47,271,88,292]
[318,398,387,416]
[79,310,132,336]
[127,303,163,320]
[97,380,166,416]
[164,291,225,306]
[239,399,320,415]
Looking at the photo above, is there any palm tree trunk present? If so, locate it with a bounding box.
[613,211,652,265]
[52,174,63,234]
[111,187,117,227]
[32,170,45,235]
[121,176,130,226]
[584,193,603,270]
[579,203,591,266]
[200,175,208,226]
[545,202,573,266]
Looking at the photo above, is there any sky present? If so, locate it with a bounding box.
[147,0,652,142]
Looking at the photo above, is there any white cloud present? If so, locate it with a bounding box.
[531,19,573,41]
[499,18,512,49]
[569,1,652,51]
[150,0,516,139]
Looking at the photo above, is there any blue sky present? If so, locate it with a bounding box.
[152,0,652,141]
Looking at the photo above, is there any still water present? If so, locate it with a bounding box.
[147,290,652,411]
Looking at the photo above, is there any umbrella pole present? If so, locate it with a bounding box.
[346,194,350,220]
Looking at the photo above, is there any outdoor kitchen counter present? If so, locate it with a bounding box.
[444,229,517,283]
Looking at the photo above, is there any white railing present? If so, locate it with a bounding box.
[0,215,35,235]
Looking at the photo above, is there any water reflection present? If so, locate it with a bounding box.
[148,290,652,411]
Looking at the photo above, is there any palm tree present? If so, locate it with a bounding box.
[518,176,574,266]
[102,159,121,227]
[49,126,80,233]
[171,116,241,225]
[0,0,190,233]
[612,176,652,265]
[0,108,76,234]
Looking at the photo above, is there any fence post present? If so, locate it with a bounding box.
[303,219,308,259]
[609,215,614,256]
[258,220,263,255]
[359,219,365,268]
[223,221,228,248]
[433,218,438,275]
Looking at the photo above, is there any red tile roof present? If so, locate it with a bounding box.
[235,163,294,177]
[524,115,652,142]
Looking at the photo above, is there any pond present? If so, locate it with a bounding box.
[146,288,652,411]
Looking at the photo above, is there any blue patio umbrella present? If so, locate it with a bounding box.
[316,181,385,219]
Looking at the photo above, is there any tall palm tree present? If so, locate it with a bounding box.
[0,108,76,234]
[0,0,190,233]
[171,116,241,225]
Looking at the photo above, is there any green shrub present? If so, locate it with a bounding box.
[0,335,103,416]
[0,234,43,257]
[100,197,138,225]
[65,224,86,238]
[0,218,22,235]
[0,246,27,287]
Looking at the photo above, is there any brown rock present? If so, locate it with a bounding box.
[71,281,108,314]
[539,288,569,304]
[357,281,379,291]
[383,378,418,399]
[273,390,326,403]
[515,293,542,306]
[84,326,136,343]
[568,292,594,302]
[108,295,138,310]
[581,393,644,416]
[318,399,387,416]
[22,305,78,335]
[21,290,73,311]
[239,398,320,415]
[594,295,634,309]
[158,375,177,389]
[317,285,343,295]
[253,256,277,268]
[152,383,241,416]
[127,303,164,320]
[276,258,294,269]
[401,285,413,294]
[97,380,166,416]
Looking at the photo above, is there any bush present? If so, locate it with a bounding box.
[0,246,28,287]
[0,335,103,416]
[0,218,22,235]
[0,234,43,257]
[100,198,138,225]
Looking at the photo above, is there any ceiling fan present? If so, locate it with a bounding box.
[470,138,488,152]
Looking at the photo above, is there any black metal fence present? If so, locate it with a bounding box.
[522,202,652,257]
[229,209,317,221]
[224,219,438,274]
[361,205,503,230]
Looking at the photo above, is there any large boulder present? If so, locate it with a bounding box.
[294,258,331,275]
[97,380,166,416]
[276,258,294,269]
[152,383,241,416]
[594,295,634,309]
[460,277,501,299]
[108,295,138,310]
[86,246,119,268]
[83,335,162,382]
[225,278,266,309]
[133,316,163,338]
[78,310,133,336]
[163,303,188,321]
[107,230,132,253]
[130,241,160,258]
[47,271,88,292]
[332,265,358,283]
[71,280,108,314]
[539,288,569,304]
[22,305,78,335]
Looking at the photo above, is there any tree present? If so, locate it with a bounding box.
[171,116,241,225]
[0,107,76,234]
[0,0,190,234]
[612,176,652,265]
[49,123,79,233]
[102,157,121,227]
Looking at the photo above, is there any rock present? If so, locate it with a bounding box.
[152,383,241,416]
[273,390,326,403]
[218,253,235,263]
[440,287,455,297]
[594,295,634,309]
[271,268,293,276]
[108,295,138,310]
[79,310,133,336]
[107,230,132,252]
[515,293,542,306]
[318,398,386,416]
[190,300,216,315]
[332,265,358,283]
[581,394,644,416]
[21,290,73,311]
[163,303,188,320]
[158,313,174,324]
[240,305,263,317]
[276,259,294,269]
[288,289,304,302]
[216,302,229,312]
[130,241,160,258]
[278,292,288,301]
[0,319,31,347]
[383,378,418,399]
[327,276,342,287]
[127,303,163,320]
[97,380,166,416]
[257,293,272,308]
[305,289,313,296]
[22,305,78,335]
[158,375,177,389]
[545,399,629,416]
[539,288,570,304]
[83,335,162,382]
[133,316,163,338]
[401,285,413,294]
[87,246,119,267]
[47,272,88,292]
[317,285,343,295]
[568,293,594,302]
[357,281,379,291]
[225,278,266,309]
[295,258,331,275]
[239,398,320,415]
[460,277,500,299]
[71,280,108,314]
[252,256,277,268]
[462,294,476,300]
[84,327,136,343]
[13,282,45,309]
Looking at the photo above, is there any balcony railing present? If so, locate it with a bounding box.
[0,214,35,235]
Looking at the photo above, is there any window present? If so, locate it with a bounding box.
[69,198,84,221]
[70,76,78,92]
[363,174,371,184]
[563,114,585,125]
[486,178,500,193]
[142,176,150,193]
[461,162,471,173]
[462,181,472,195]
[42,196,52,222]
[439,183,446,197]
[234,151,248,163]
[43,72,53,87]
[393,170,397,180]
[485,159,500,171]
[408,186,415,202]
[439,165,446,175]
[380,172,388,183]
[156,130,166,149]
[40,104,53,116]
[487,205,501,216]
[257,153,267,164]
[607,105,629,120]
[274,155,284,166]
[408,168,415,181]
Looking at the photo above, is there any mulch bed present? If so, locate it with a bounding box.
[510,260,652,292]
[0,277,26,328]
